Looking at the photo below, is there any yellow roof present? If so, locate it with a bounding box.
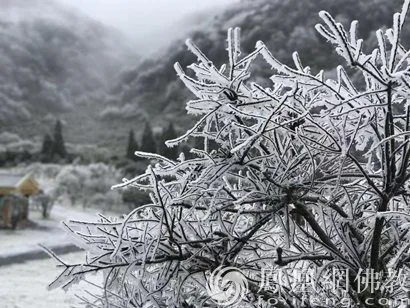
[0,173,39,195]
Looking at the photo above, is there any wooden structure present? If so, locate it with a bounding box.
[0,173,40,228]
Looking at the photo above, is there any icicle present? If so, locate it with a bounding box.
[353,39,363,62]
[401,0,410,28]
[234,27,241,62]
[227,27,234,79]
[349,20,358,45]
[376,30,388,70]
[389,13,401,71]
[292,51,304,71]
[186,39,212,67]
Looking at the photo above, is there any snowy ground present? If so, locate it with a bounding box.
[0,252,102,308]
[0,204,104,259]
[0,205,107,307]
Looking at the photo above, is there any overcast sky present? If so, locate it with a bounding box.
[57,0,236,51]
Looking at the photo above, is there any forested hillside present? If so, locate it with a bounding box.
[1,0,407,150]
[0,0,137,147]
[107,0,404,130]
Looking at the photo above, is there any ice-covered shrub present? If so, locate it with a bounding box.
[52,163,122,210]
[50,1,410,307]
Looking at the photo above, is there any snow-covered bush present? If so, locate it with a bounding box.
[52,163,122,210]
[50,1,410,307]
[0,131,38,153]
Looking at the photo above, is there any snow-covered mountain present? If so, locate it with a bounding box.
[1,0,407,151]
[0,0,138,145]
[105,0,404,131]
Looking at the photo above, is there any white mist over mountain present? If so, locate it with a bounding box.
[56,0,237,54]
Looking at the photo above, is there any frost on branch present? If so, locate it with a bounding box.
[51,1,410,307]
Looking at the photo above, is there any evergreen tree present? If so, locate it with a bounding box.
[53,120,67,158]
[158,122,179,159]
[126,129,139,160]
[41,133,54,161]
[140,122,156,154]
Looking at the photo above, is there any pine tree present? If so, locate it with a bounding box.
[140,122,156,154]
[41,133,54,162]
[158,122,179,159]
[126,129,139,160]
[53,120,67,158]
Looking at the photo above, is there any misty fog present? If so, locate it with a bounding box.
[56,0,238,53]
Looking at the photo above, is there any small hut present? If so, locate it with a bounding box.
[0,173,40,228]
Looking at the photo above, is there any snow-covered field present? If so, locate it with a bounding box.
[0,204,104,254]
[0,205,106,307]
[0,252,102,308]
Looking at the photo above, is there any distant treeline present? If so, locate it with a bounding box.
[126,122,179,161]
[0,120,71,166]
[0,120,197,171]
